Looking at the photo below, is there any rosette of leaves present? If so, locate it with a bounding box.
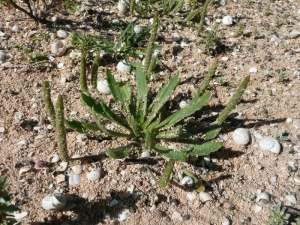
[64,58,250,187]
[0,177,19,225]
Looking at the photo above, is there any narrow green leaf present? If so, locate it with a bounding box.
[64,119,85,133]
[144,73,179,128]
[81,123,99,131]
[204,126,222,140]
[157,92,210,129]
[106,68,122,102]
[184,141,223,156]
[80,55,88,93]
[81,92,96,108]
[136,67,148,124]
[106,146,132,159]
[182,169,205,192]
[92,107,131,137]
[156,126,182,139]
[216,76,250,125]
[157,159,175,188]
[153,145,188,162]
[197,62,218,97]
[91,54,100,89]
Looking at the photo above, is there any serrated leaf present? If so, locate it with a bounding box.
[184,141,223,156]
[157,92,210,129]
[106,145,132,159]
[153,145,188,162]
[144,73,179,129]
[157,159,175,188]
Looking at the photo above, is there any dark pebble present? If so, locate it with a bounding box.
[287,166,293,172]
[182,214,190,221]
[155,209,166,217]
[139,166,147,172]
[165,216,172,222]
[297,134,300,141]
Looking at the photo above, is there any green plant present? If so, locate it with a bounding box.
[278,72,288,83]
[234,22,245,37]
[200,30,224,55]
[265,205,290,225]
[64,54,249,188]
[0,177,19,225]
[197,0,212,34]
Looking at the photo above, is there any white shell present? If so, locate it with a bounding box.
[179,101,188,108]
[12,25,20,32]
[256,192,270,202]
[118,210,129,221]
[87,169,101,181]
[50,153,60,163]
[67,173,81,186]
[57,161,68,171]
[222,16,233,25]
[57,30,69,39]
[249,67,258,73]
[232,128,251,145]
[42,193,66,210]
[222,218,230,225]
[118,0,127,13]
[141,151,150,158]
[259,137,281,154]
[285,195,297,204]
[51,41,66,56]
[97,80,111,94]
[71,165,83,174]
[0,51,6,62]
[134,25,143,33]
[181,176,194,188]
[289,30,300,39]
[117,61,130,72]
[255,204,263,213]
[199,192,213,202]
[13,211,28,219]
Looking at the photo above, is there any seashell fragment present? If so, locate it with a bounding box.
[57,30,68,39]
[118,210,129,221]
[51,40,66,56]
[222,218,230,225]
[256,192,270,202]
[285,195,296,204]
[87,169,101,181]
[67,173,81,186]
[222,16,233,25]
[42,192,66,210]
[181,176,194,188]
[171,33,182,42]
[118,0,127,13]
[259,137,281,154]
[255,204,263,213]
[97,80,111,94]
[13,211,28,219]
[186,192,197,201]
[71,165,83,174]
[57,161,68,171]
[0,51,6,62]
[199,192,213,202]
[249,67,258,73]
[289,30,300,39]
[117,61,130,72]
[50,153,60,163]
[19,167,31,179]
[232,128,251,145]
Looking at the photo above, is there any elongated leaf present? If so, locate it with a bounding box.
[157,92,210,129]
[65,119,85,133]
[156,126,182,139]
[184,141,222,156]
[182,169,205,192]
[81,122,99,131]
[92,107,131,137]
[172,0,184,13]
[81,92,96,108]
[136,67,148,124]
[106,145,133,159]
[144,73,179,128]
[153,145,188,161]
[106,68,122,102]
[91,54,100,89]
[157,159,175,188]
[204,126,222,140]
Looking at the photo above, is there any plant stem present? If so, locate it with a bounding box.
[216,76,250,125]
[55,95,71,162]
[91,54,100,89]
[80,55,88,94]
[144,12,159,80]
[197,61,218,97]
[197,0,211,35]
[43,80,56,129]
[157,159,175,188]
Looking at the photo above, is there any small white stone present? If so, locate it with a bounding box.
[0,127,5,133]
[286,118,293,123]
[57,63,64,69]
[289,30,300,39]
[118,210,129,221]
[285,195,297,204]
[255,204,263,213]
[150,205,156,211]
[218,0,226,5]
[222,218,230,225]
[171,33,182,42]
[256,192,270,202]
[221,57,228,61]
[60,77,67,83]
[171,211,182,220]
[67,173,81,186]
[134,25,143,33]
[199,192,213,202]
[118,0,127,13]
[12,25,20,32]
[57,30,69,39]
[141,151,150,158]
[249,67,258,73]
[222,16,233,25]
[117,61,130,72]
[51,15,58,22]
[179,100,188,108]
[0,51,6,62]
[204,17,210,25]
[97,80,111,94]
[186,192,197,201]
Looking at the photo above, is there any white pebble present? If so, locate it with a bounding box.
[249,67,258,73]
[12,25,20,32]
[218,0,226,5]
[0,127,5,132]
[199,192,213,202]
[221,57,228,61]
[57,62,64,69]
[117,61,130,72]
[256,192,270,202]
[171,211,182,220]
[285,195,297,204]
[118,210,129,221]
[97,80,111,94]
[222,218,230,225]
[222,16,233,25]
[179,100,188,108]
[286,118,293,123]
[254,204,263,213]
[289,30,300,39]
[57,30,69,39]
[118,0,127,13]
[171,33,182,42]
[186,192,197,201]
